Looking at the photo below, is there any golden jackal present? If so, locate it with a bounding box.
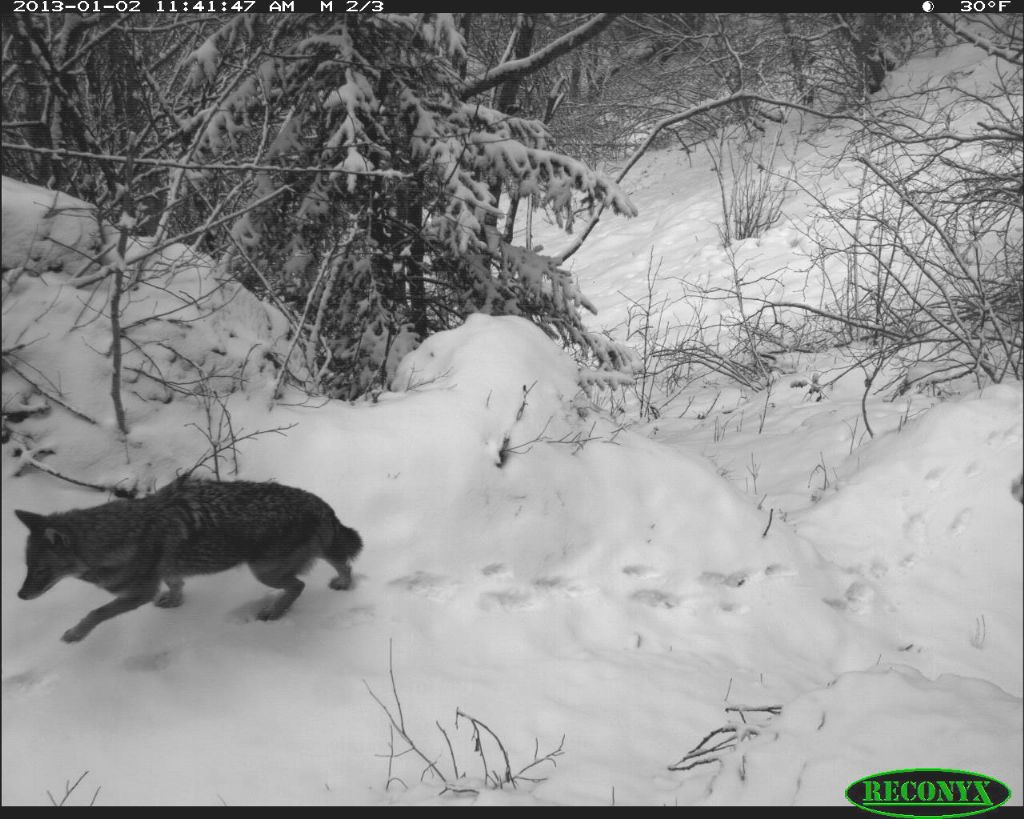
[15,478,363,643]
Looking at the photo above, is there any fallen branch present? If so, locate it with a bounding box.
[4,358,99,425]
[12,447,135,497]
[669,704,782,772]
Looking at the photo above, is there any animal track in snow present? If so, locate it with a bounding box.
[823,580,876,614]
[389,571,460,601]
[924,467,944,490]
[630,589,681,609]
[903,513,927,545]
[317,604,375,630]
[533,576,594,597]
[481,563,511,579]
[1,668,52,697]
[699,570,750,588]
[479,588,540,611]
[988,427,1022,446]
[226,597,277,623]
[621,564,663,580]
[949,508,973,536]
[843,580,875,613]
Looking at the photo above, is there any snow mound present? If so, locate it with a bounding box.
[794,385,1024,695]
[704,665,1023,805]
[2,177,297,491]
[386,314,800,583]
[393,312,581,447]
[2,177,107,279]
[253,314,870,679]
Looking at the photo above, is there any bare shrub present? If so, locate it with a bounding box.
[708,126,794,246]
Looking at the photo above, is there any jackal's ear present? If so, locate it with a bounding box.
[13,511,67,547]
[43,527,69,548]
[14,510,45,531]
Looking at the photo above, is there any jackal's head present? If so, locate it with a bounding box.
[14,510,80,599]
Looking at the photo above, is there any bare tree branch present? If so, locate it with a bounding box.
[934,14,1023,66]
[459,14,621,101]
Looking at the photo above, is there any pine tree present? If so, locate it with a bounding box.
[181,13,637,397]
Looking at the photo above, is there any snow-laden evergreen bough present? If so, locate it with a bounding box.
[176,14,638,398]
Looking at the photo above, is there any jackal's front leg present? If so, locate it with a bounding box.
[62,595,154,643]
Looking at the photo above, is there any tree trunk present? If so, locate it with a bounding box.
[454,14,472,79]
[778,14,812,105]
[485,15,537,241]
[9,18,57,186]
[836,13,889,95]
[397,179,429,341]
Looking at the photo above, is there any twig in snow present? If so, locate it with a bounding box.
[725,704,782,723]
[515,381,537,421]
[8,433,136,497]
[46,770,100,806]
[669,704,781,772]
[364,641,455,791]
[4,358,99,425]
[456,709,514,788]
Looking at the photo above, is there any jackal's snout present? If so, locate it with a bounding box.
[18,565,63,600]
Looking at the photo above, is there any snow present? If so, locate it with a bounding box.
[2,42,1021,807]
[2,177,106,278]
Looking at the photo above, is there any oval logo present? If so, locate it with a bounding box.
[846,769,1011,818]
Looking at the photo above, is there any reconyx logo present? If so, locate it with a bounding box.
[847,769,1011,818]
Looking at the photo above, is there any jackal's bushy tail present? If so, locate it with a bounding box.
[327,513,364,564]
[319,510,362,591]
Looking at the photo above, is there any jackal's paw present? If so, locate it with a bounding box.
[155,591,183,608]
[329,570,352,590]
[61,625,89,643]
[256,605,285,621]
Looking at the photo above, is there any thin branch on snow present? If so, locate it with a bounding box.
[4,358,99,425]
[8,431,135,497]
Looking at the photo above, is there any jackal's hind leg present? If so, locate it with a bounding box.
[155,578,184,608]
[249,561,305,620]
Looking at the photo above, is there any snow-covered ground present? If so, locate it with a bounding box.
[2,40,1021,806]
